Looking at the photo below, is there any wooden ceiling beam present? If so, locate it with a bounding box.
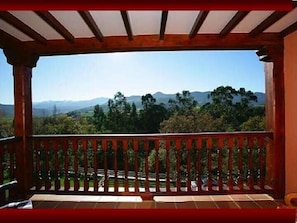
[0,29,23,49]
[189,11,209,39]
[249,11,289,37]
[160,11,168,40]
[23,33,282,56]
[0,11,47,45]
[78,11,103,42]
[35,11,75,43]
[220,11,249,37]
[121,11,133,41]
[280,21,297,37]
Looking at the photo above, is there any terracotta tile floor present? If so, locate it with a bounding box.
[30,194,289,210]
[30,193,297,222]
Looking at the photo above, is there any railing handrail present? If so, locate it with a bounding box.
[0,137,16,143]
[30,131,273,140]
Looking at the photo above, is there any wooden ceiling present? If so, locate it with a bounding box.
[0,3,297,56]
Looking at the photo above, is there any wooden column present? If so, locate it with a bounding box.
[261,44,285,199]
[3,49,39,198]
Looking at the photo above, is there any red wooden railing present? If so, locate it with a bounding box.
[0,137,18,204]
[27,132,274,197]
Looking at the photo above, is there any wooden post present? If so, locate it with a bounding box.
[262,44,285,199]
[3,49,39,198]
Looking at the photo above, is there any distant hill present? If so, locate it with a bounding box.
[0,104,53,117]
[73,91,266,115]
[33,97,109,115]
[0,91,265,118]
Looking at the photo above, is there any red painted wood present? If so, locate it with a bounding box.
[112,140,118,193]
[186,139,192,192]
[53,140,60,191]
[175,139,181,192]
[102,140,109,192]
[28,132,273,196]
[247,138,254,190]
[43,140,51,191]
[72,139,79,192]
[63,140,70,191]
[133,140,139,192]
[207,138,213,191]
[165,139,171,192]
[237,137,244,190]
[92,140,98,193]
[144,140,150,192]
[217,137,223,191]
[123,140,129,192]
[227,138,234,191]
[154,139,160,192]
[82,139,89,192]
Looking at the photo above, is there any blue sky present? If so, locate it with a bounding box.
[0,49,265,104]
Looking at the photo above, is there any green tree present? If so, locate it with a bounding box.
[201,86,259,131]
[139,94,168,133]
[106,92,131,133]
[93,104,106,133]
[168,90,198,115]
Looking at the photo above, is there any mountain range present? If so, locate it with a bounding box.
[0,91,265,118]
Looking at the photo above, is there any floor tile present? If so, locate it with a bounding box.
[155,202,176,209]
[33,201,60,209]
[95,202,117,208]
[175,201,197,209]
[192,196,213,201]
[75,202,97,209]
[55,201,78,208]
[248,194,274,201]
[229,194,252,201]
[154,196,175,202]
[215,201,239,209]
[116,202,137,209]
[174,196,194,202]
[235,201,260,209]
[135,201,155,209]
[211,195,232,201]
[254,200,279,208]
[195,201,218,209]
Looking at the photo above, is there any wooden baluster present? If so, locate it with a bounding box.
[92,140,98,193]
[73,139,80,192]
[113,140,118,193]
[83,139,89,192]
[237,137,244,190]
[103,140,109,192]
[186,138,192,192]
[133,140,139,193]
[196,138,202,191]
[247,137,254,190]
[258,137,265,189]
[53,140,60,191]
[207,138,213,191]
[8,143,16,180]
[175,139,181,192]
[63,140,70,191]
[8,142,17,200]
[217,137,223,191]
[144,140,150,192]
[0,143,4,203]
[123,140,129,192]
[44,140,51,191]
[227,138,234,191]
[165,139,171,192]
[34,140,42,191]
[155,139,160,192]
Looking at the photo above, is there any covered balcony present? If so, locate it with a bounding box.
[1,2,297,217]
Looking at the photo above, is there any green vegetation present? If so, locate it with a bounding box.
[0,86,265,137]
